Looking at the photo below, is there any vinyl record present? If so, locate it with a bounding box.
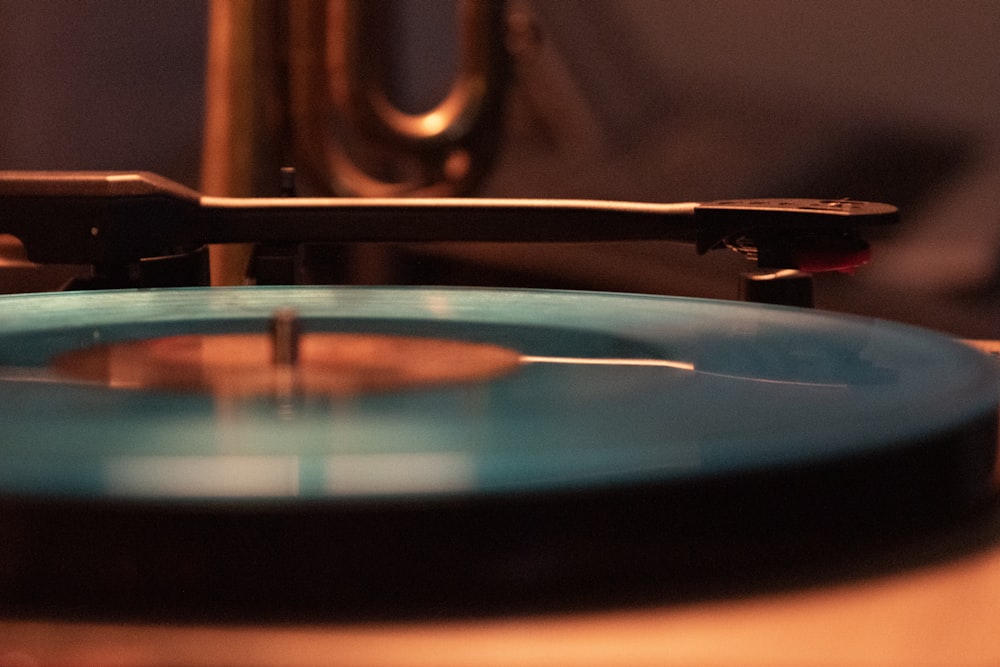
[0,286,996,618]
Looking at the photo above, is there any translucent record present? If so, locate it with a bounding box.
[0,286,997,617]
[0,285,993,499]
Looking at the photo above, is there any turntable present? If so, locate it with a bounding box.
[2,1,1000,662]
[0,168,998,665]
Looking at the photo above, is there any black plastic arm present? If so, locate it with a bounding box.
[0,171,898,270]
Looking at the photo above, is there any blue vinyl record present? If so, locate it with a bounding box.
[0,286,994,500]
[0,286,996,617]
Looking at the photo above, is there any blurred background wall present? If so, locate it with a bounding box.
[1,1,998,335]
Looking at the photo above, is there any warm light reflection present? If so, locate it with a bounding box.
[522,356,847,388]
[423,292,456,318]
[324,452,475,495]
[522,356,695,370]
[102,452,476,498]
[417,108,450,136]
[105,456,301,497]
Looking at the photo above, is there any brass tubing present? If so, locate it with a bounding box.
[202,0,509,284]
[202,0,288,284]
[288,0,508,197]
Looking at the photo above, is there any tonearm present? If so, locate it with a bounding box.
[0,170,897,288]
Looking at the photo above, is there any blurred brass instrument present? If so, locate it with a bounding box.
[201,0,509,284]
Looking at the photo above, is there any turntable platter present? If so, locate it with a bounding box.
[0,286,995,616]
